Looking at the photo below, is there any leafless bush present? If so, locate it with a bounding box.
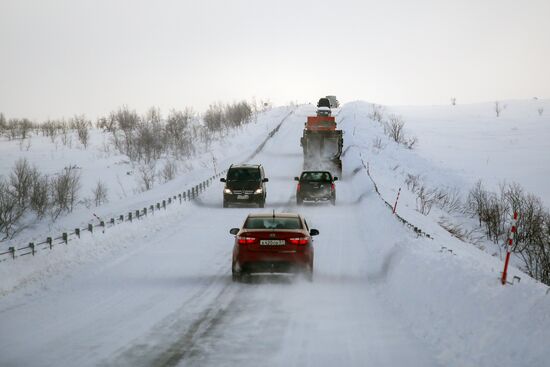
[203,102,225,133]
[50,166,81,219]
[403,136,418,149]
[495,101,506,117]
[9,158,37,209]
[405,173,421,192]
[386,115,405,143]
[225,101,253,128]
[416,185,437,215]
[437,187,463,214]
[137,162,156,192]
[92,180,109,207]
[372,137,385,152]
[161,160,178,182]
[0,113,6,134]
[0,179,26,240]
[538,107,544,116]
[369,104,385,122]
[70,115,91,148]
[30,174,49,218]
[166,108,194,158]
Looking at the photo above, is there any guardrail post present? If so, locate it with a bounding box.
[187,190,191,200]
[47,237,52,249]
[144,207,147,216]
[75,228,80,238]
[119,214,124,222]
[168,198,172,205]
[179,193,182,203]
[62,232,68,244]
[157,202,161,210]
[129,212,133,222]
[9,246,15,259]
[162,200,166,209]
[136,210,140,219]
[110,218,115,226]
[88,223,93,233]
[29,242,35,256]
[100,220,105,228]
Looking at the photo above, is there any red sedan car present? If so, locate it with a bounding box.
[230,212,319,281]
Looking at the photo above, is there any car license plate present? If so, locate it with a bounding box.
[260,240,285,246]
[237,195,249,200]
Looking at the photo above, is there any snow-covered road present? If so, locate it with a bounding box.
[0,106,444,366]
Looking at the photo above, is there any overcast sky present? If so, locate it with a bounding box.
[1,0,549,120]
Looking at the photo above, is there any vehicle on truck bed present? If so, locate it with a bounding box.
[229,212,319,281]
[295,170,337,205]
[220,164,268,208]
[326,95,339,108]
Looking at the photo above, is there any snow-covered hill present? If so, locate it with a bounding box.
[0,102,549,367]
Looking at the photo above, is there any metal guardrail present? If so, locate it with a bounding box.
[0,170,227,263]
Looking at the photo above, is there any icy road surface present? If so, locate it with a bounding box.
[0,106,441,367]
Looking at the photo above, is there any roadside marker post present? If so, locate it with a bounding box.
[392,187,401,214]
[501,211,519,285]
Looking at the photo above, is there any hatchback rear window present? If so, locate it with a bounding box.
[227,168,261,181]
[300,172,332,182]
[244,217,303,230]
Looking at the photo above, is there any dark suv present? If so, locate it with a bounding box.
[221,164,268,208]
[295,171,337,205]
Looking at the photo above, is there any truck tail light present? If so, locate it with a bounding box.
[297,183,301,192]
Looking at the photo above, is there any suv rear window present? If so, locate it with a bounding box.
[244,217,303,230]
[300,172,332,182]
[227,168,261,181]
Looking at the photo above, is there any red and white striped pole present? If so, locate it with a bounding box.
[392,187,401,214]
[501,211,518,285]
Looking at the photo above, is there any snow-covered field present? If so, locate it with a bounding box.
[0,103,549,367]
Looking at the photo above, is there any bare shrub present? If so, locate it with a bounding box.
[9,158,37,209]
[92,180,109,207]
[0,113,6,134]
[372,137,385,152]
[386,115,405,143]
[30,174,49,218]
[405,173,421,192]
[369,104,385,122]
[403,136,418,149]
[70,115,91,148]
[137,162,156,192]
[50,166,81,219]
[416,185,437,215]
[495,101,506,117]
[204,103,225,133]
[166,108,194,158]
[225,101,253,128]
[0,179,26,240]
[437,187,463,214]
[161,160,178,182]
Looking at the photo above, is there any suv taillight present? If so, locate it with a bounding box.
[331,183,335,191]
[288,237,309,245]
[237,236,256,245]
[297,183,301,192]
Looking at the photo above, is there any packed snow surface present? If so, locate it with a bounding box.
[0,103,549,367]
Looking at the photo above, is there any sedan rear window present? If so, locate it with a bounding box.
[244,217,303,230]
[300,172,332,182]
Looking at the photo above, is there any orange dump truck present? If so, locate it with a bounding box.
[300,111,343,176]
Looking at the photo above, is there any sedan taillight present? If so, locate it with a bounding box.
[237,236,256,245]
[288,237,309,245]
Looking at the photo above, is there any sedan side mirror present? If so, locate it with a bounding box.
[229,228,239,235]
[220,178,226,182]
[333,177,338,181]
[294,177,299,181]
[309,229,319,236]
[262,178,269,183]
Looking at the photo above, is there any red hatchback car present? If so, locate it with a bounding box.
[230,212,319,281]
